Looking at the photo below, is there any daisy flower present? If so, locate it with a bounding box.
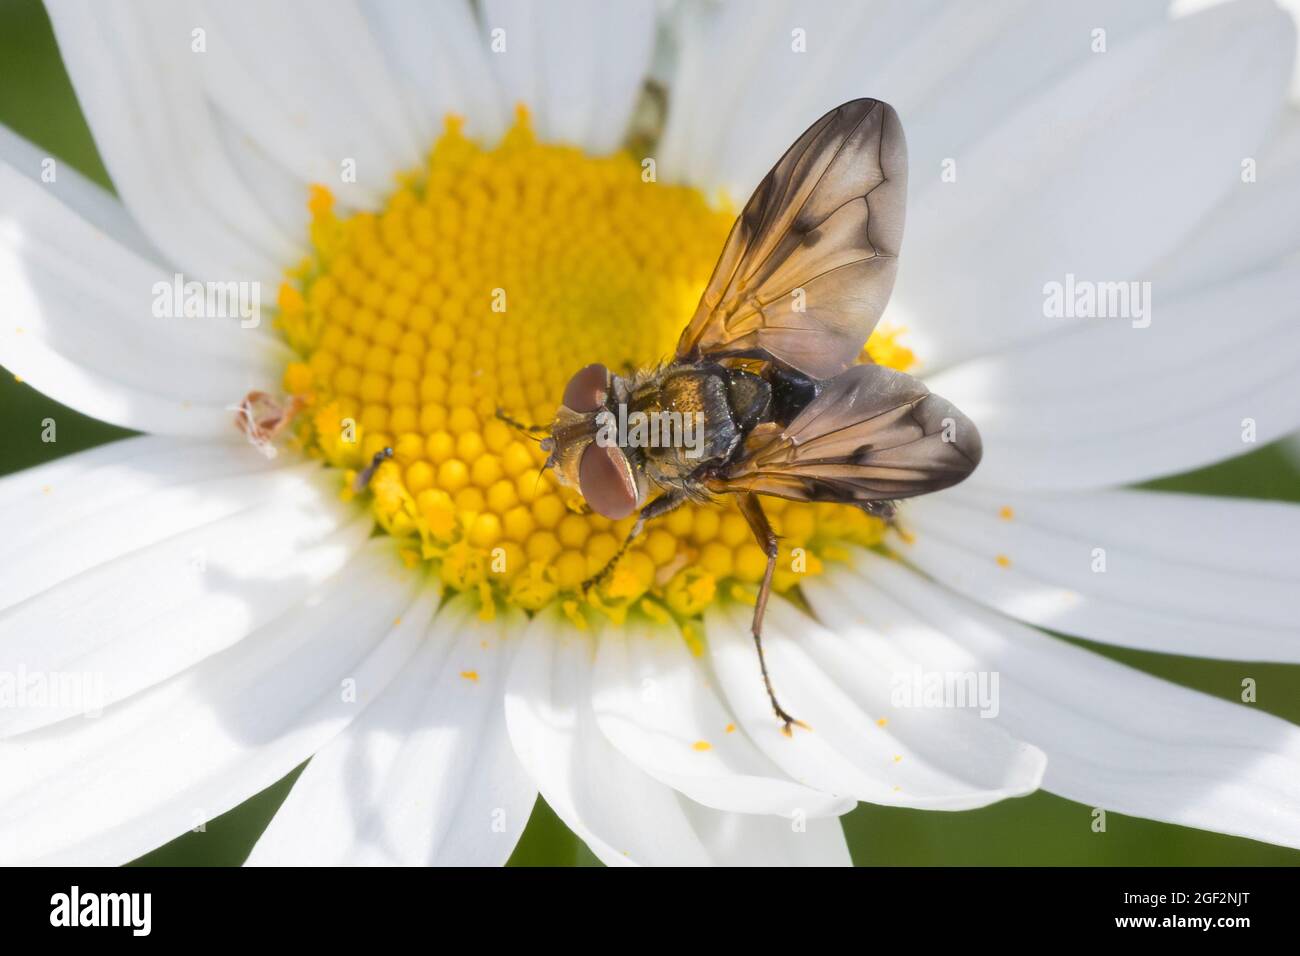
[2,0,1300,867]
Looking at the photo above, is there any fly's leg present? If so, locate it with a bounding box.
[862,499,912,543]
[861,499,897,522]
[494,407,549,435]
[738,492,807,737]
[581,491,686,593]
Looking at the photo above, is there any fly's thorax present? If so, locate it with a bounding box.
[619,365,744,481]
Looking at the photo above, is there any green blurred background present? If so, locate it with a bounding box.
[1,0,1297,866]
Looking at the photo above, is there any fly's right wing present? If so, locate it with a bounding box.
[674,98,908,380]
[707,364,981,504]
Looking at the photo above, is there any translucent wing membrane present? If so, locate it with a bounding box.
[675,98,908,379]
[708,364,981,504]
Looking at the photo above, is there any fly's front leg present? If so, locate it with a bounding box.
[494,407,549,435]
[738,492,807,737]
[581,491,686,593]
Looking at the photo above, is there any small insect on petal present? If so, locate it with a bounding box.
[353,447,395,493]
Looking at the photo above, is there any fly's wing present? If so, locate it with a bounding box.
[707,364,981,504]
[674,98,907,380]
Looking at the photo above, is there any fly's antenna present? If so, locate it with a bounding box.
[495,407,548,444]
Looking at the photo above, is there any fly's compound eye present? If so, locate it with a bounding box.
[562,363,610,413]
[578,443,639,520]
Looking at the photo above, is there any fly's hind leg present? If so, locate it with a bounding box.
[861,499,896,521]
[862,499,912,542]
[580,491,686,594]
[737,492,807,737]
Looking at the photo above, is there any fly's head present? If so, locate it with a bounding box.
[542,363,645,520]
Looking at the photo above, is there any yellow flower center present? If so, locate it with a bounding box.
[275,108,914,624]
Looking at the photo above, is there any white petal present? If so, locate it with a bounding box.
[192,0,422,210]
[898,485,1300,662]
[361,0,508,145]
[1278,0,1300,99]
[506,611,849,866]
[0,435,272,553]
[0,135,291,436]
[45,0,303,286]
[482,0,656,153]
[668,1,1166,197]
[505,610,712,865]
[1150,107,1300,295]
[1,436,284,609]
[248,596,538,866]
[0,453,369,735]
[676,796,851,866]
[0,121,160,264]
[900,1,1169,208]
[822,549,1300,850]
[661,0,935,187]
[929,261,1300,488]
[707,596,1045,810]
[895,0,1293,371]
[208,110,315,255]
[591,615,853,818]
[0,540,425,865]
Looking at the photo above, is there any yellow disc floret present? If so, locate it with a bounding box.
[280,107,911,620]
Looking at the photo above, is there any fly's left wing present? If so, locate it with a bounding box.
[675,98,908,380]
[707,364,981,504]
